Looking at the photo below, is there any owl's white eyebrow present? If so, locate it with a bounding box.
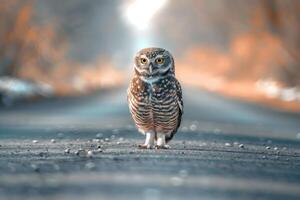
[148,55,164,62]
[154,55,164,59]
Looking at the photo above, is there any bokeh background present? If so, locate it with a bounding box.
[1,0,300,110]
[1,2,300,200]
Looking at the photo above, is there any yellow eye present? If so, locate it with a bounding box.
[140,58,148,64]
[155,58,164,64]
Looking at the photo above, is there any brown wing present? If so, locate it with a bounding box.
[175,79,183,114]
[166,78,183,142]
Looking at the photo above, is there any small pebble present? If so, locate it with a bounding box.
[50,139,56,143]
[32,140,39,144]
[117,141,121,145]
[96,149,103,153]
[274,147,278,151]
[105,138,110,142]
[199,142,207,146]
[64,148,71,154]
[87,150,94,158]
[31,164,39,172]
[38,152,46,157]
[75,149,85,156]
[225,142,232,147]
[266,146,271,150]
[92,139,100,143]
[239,144,244,148]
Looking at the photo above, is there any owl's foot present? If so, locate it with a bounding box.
[155,144,170,149]
[155,133,170,149]
[156,133,168,149]
[138,131,155,149]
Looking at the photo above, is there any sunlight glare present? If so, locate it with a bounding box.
[124,0,168,31]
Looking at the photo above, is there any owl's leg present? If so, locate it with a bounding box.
[155,133,170,149]
[138,131,155,149]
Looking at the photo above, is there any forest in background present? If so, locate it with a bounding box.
[0,0,299,108]
[0,0,124,95]
[172,0,300,109]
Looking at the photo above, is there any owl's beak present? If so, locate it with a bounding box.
[147,62,159,77]
[149,63,153,74]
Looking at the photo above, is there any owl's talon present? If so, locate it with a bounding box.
[138,144,153,149]
[138,131,155,149]
[155,145,170,149]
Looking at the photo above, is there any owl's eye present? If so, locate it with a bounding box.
[155,58,164,64]
[140,58,148,64]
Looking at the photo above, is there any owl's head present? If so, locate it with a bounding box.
[133,47,175,79]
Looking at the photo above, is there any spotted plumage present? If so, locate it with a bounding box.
[127,47,183,149]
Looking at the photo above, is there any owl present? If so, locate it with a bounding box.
[127,47,183,149]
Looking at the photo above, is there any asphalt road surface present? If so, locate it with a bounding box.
[1,87,300,200]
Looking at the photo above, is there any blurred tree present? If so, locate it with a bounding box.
[0,0,67,77]
[261,0,300,86]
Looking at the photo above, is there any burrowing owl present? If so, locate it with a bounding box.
[127,47,183,149]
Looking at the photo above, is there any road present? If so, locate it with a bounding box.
[0,87,300,200]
